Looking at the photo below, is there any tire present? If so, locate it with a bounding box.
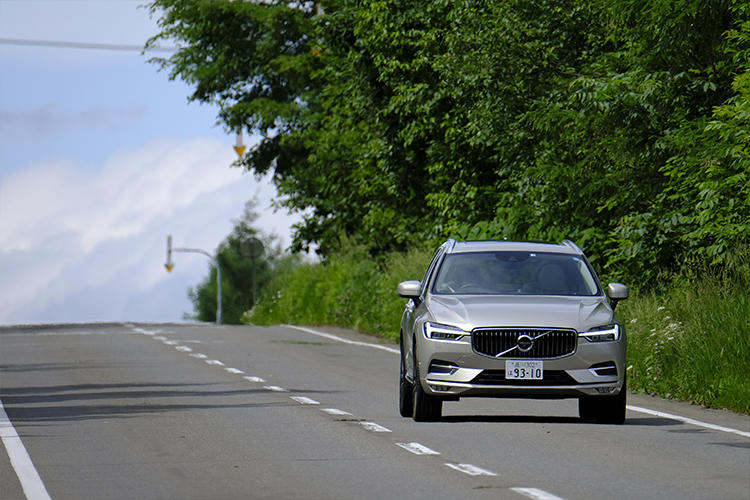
[399,335,413,418]
[579,378,627,425]
[411,341,442,422]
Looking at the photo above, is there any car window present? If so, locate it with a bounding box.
[432,251,600,296]
[420,248,445,296]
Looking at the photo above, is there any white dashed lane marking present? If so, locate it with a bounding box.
[322,408,352,416]
[396,442,440,456]
[445,462,497,476]
[123,324,577,497]
[511,487,568,500]
[291,396,320,405]
[360,422,391,433]
[264,386,288,392]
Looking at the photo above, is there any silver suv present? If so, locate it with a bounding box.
[397,239,629,423]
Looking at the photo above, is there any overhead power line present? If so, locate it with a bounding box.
[0,38,177,52]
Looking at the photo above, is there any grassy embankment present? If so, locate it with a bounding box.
[246,245,750,414]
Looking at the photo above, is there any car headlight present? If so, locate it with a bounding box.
[580,324,621,342]
[423,322,470,341]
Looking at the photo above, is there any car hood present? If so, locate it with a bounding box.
[426,294,613,332]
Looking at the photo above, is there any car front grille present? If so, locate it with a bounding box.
[471,328,577,358]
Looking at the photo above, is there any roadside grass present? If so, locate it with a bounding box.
[619,257,750,414]
[246,246,750,414]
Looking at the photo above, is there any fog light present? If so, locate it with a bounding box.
[430,385,452,392]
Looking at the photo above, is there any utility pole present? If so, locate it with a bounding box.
[165,235,223,324]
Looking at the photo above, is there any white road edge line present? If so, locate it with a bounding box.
[286,325,747,439]
[445,462,497,476]
[0,399,52,500]
[511,487,568,500]
[285,325,399,354]
[627,405,750,438]
[396,442,441,456]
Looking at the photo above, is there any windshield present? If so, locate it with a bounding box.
[432,251,600,296]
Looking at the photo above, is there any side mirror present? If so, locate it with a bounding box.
[396,280,421,299]
[607,283,629,310]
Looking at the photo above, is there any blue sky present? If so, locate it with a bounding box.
[0,1,302,324]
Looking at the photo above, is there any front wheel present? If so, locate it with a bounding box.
[411,347,442,422]
[399,335,413,418]
[579,379,627,425]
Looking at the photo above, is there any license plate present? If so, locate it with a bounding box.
[505,360,543,380]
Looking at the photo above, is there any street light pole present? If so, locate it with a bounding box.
[165,235,223,324]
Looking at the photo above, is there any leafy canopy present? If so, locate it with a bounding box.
[148,0,749,283]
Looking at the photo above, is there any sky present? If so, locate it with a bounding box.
[0,0,303,324]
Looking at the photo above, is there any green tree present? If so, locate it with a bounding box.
[149,0,749,285]
[188,201,282,323]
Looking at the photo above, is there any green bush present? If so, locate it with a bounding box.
[245,241,433,341]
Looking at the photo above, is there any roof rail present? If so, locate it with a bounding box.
[444,238,457,252]
[561,239,583,254]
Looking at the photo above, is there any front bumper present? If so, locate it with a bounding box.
[418,336,626,398]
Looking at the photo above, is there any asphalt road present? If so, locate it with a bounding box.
[1,323,748,500]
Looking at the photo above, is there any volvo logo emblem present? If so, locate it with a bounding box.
[516,334,534,352]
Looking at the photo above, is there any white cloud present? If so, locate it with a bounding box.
[0,137,300,324]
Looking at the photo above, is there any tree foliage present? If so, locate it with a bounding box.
[149,0,749,284]
[188,201,285,323]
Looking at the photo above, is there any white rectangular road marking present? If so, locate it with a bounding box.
[322,408,352,416]
[396,442,440,456]
[175,346,192,352]
[264,386,288,392]
[360,422,391,433]
[225,368,244,374]
[445,462,497,476]
[162,340,178,346]
[131,327,155,336]
[243,376,265,383]
[0,400,52,500]
[627,405,750,438]
[153,336,167,341]
[189,353,208,359]
[205,360,225,366]
[290,396,320,405]
[511,487,568,500]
